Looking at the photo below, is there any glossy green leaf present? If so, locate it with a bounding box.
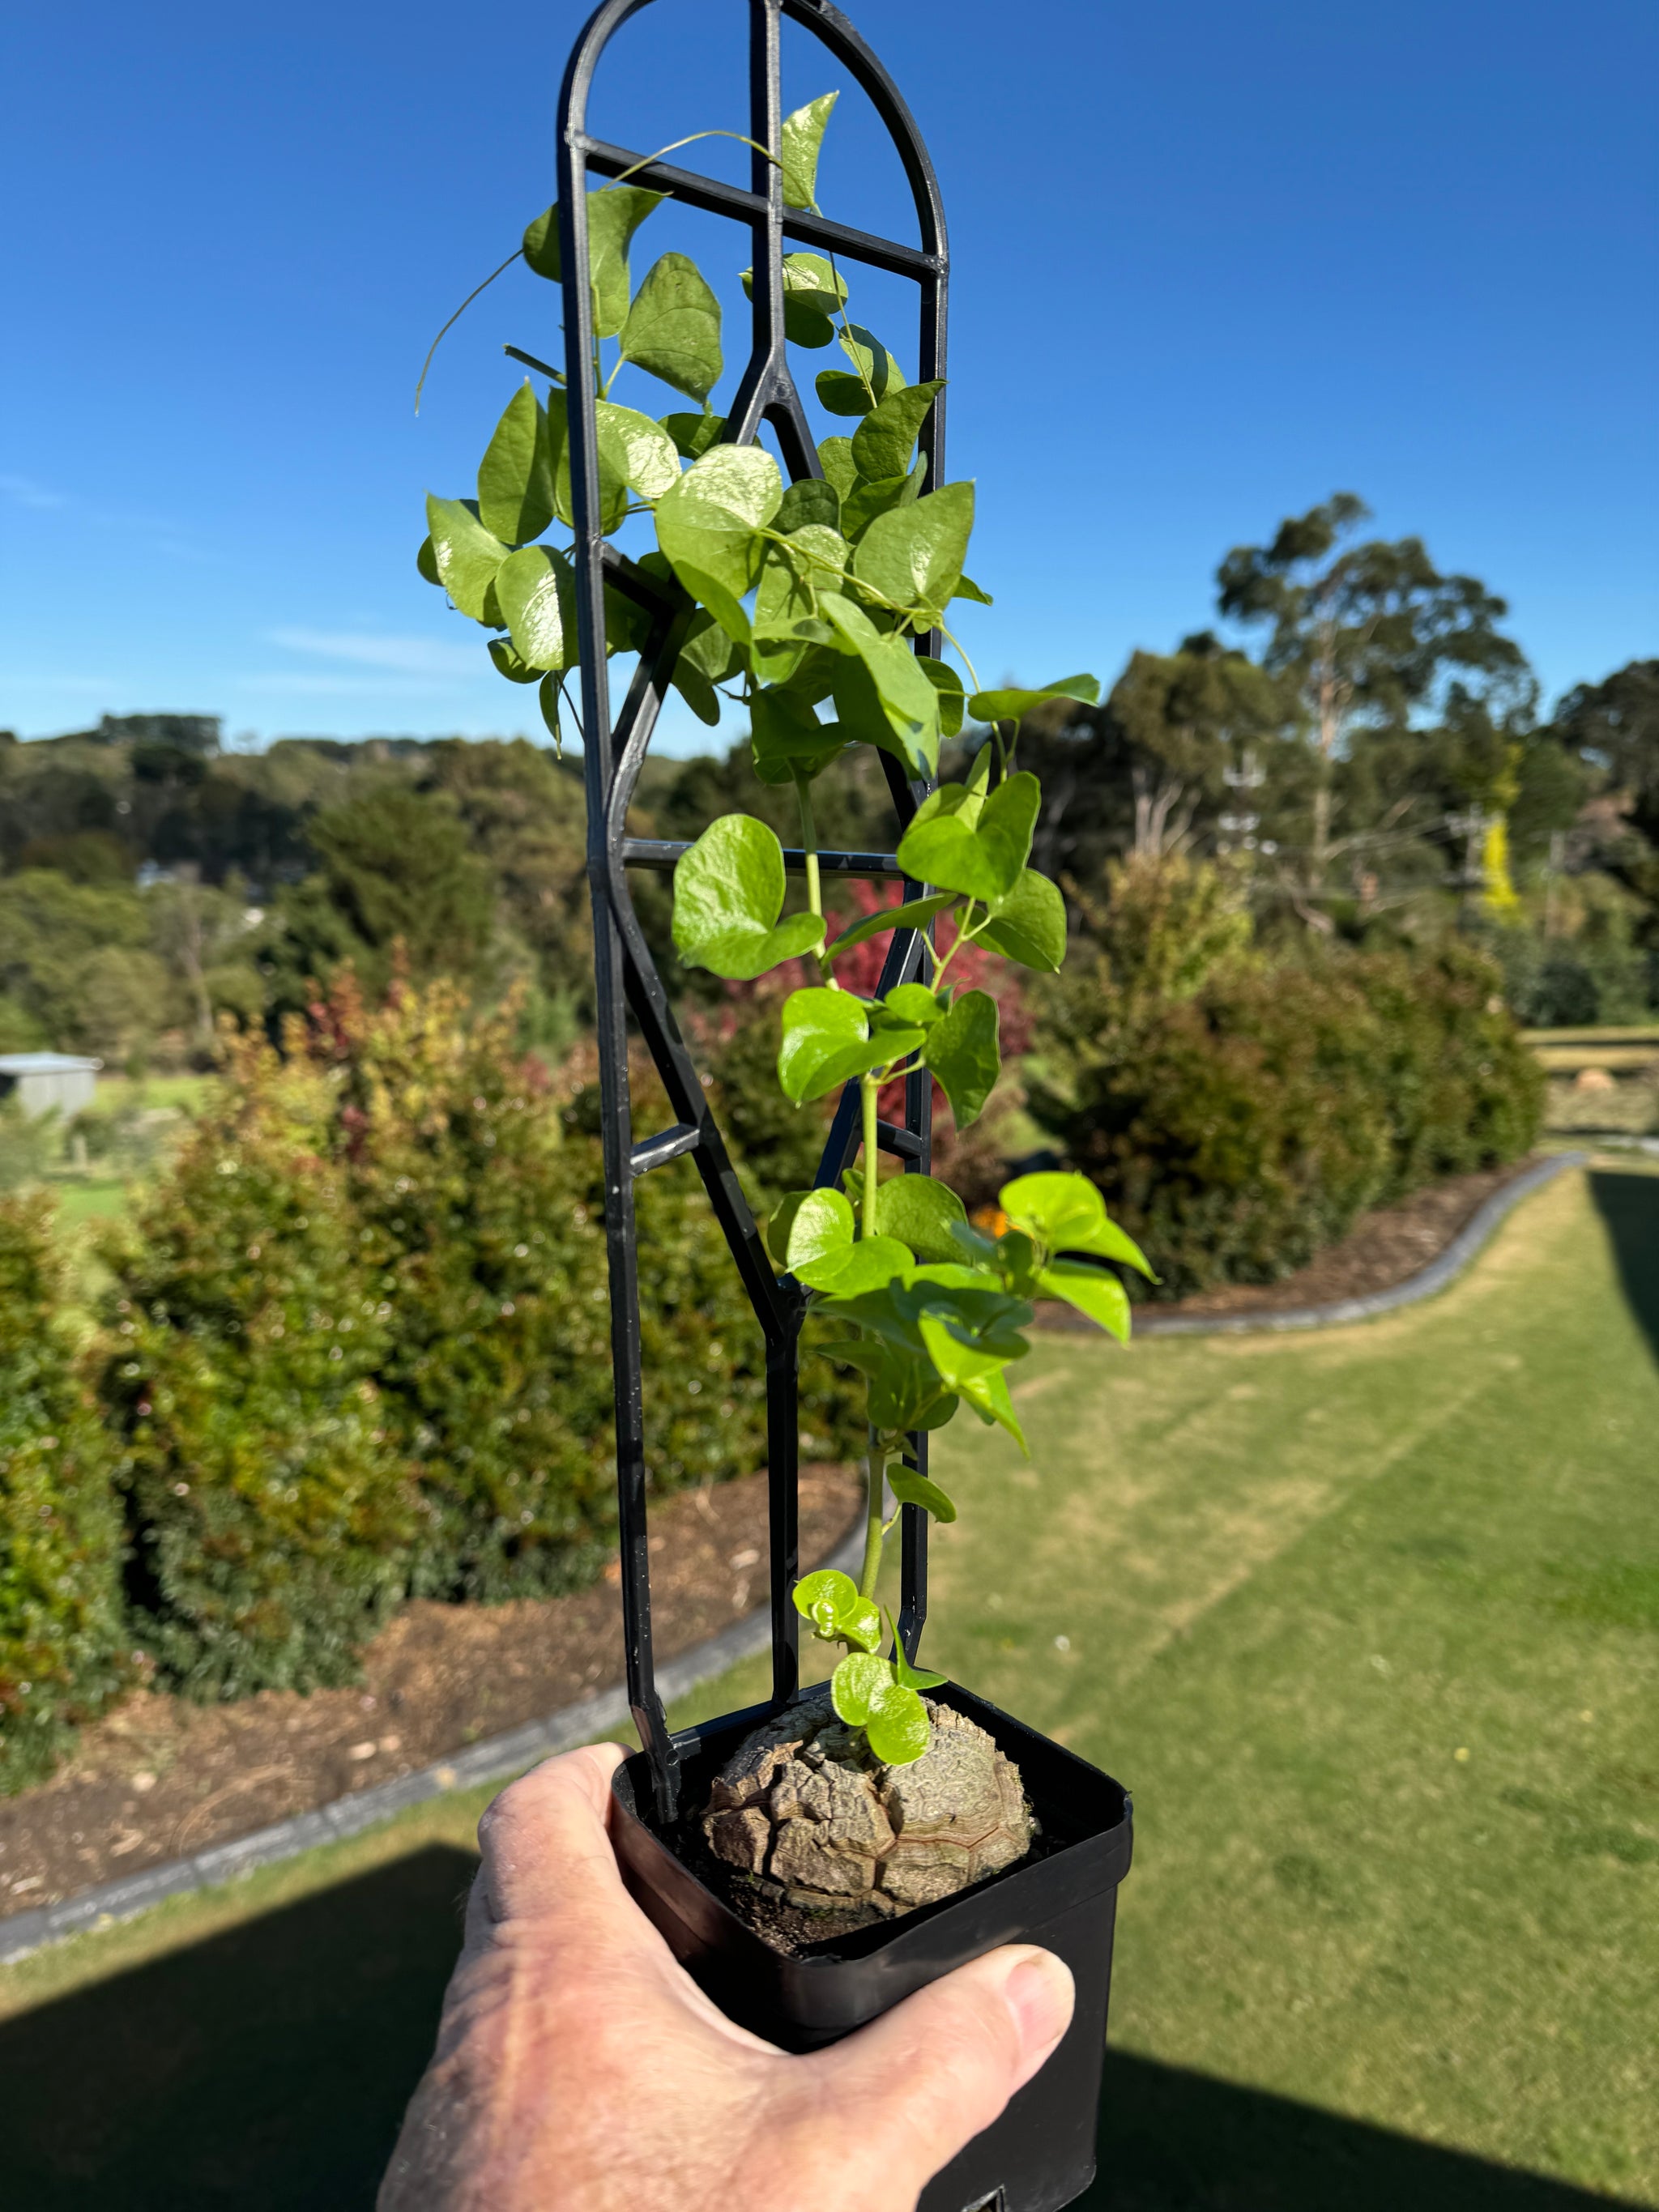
[976,868,1068,971]
[891,1629,949,1693]
[1036,1260,1132,1344]
[778,987,915,1103]
[897,770,1039,901]
[923,988,1000,1126]
[999,1170,1155,1276]
[493,543,576,672]
[831,1650,890,1727]
[753,524,850,640]
[853,481,973,625]
[541,388,628,536]
[819,594,940,778]
[851,379,945,486]
[783,1187,854,1273]
[522,188,664,336]
[776,476,842,534]
[782,92,838,210]
[662,411,727,460]
[742,250,847,347]
[881,984,945,1026]
[800,1234,915,1295]
[536,671,564,757]
[672,814,825,980]
[595,401,680,500]
[620,252,723,403]
[476,383,557,544]
[424,495,512,622]
[842,460,926,543]
[865,1681,930,1765]
[750,688,847,786]
[873,1173,968,1264]
[817,438,859,500]
[920,658,966,737]
[887,1466,957,1523]
[654,441,781,616]
[954,573,994,606]
[416,534,440,586]
[793,1566,878,1651]
[967,674,1099,724]
[824,890,957,961]
[487,637,540,683]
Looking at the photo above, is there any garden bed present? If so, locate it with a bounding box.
[0,1465,859,1923]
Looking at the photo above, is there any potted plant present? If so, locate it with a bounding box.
[417,11,1141,2206]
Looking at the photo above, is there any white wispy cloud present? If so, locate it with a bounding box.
[266,628,483,680]
[0,473,67,511]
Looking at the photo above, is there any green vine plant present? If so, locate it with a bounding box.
[417,92,1154,1767]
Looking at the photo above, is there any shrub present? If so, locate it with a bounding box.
[1,1193,126,1790]
[100,1040,420,1698]
[1034,939,1540,1299]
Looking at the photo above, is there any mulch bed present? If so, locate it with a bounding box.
[0,1465,859,1926]
[1043,1156,1542,1328]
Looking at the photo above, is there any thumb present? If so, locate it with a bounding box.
[808,1945,1075,2204]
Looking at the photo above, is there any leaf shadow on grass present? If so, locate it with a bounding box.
[1589,1167,1659,1366]
[0,1846,1644,2212]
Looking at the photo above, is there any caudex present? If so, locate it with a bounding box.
[418,92,1151,1770]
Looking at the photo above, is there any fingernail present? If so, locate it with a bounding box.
[1002,1948,1074,2062]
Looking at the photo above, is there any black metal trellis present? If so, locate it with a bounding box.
[557,0,949,1824]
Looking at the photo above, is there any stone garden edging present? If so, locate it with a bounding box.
[0,1524,864,1967]
[1076,1149,1589,1341]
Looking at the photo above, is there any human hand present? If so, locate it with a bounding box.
[379,1739,1075,2212]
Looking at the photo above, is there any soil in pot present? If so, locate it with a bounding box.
[696,1691,1037,1954]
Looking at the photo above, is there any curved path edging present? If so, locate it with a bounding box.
[1053,1149,1589,1341]
[0,1524,864,1967]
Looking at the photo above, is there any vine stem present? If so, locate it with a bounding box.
[793,769,836,987]
[859,1073,880,1238]
[859,1433,885,1600]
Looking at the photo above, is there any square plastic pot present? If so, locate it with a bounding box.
[610,1680,1132,2212]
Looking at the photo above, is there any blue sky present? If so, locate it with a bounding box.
[2,0,1653,756]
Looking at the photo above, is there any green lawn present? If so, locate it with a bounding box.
[2,1163,1654,2209]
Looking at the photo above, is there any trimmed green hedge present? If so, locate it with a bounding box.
[1,1194,126,1790]
[1034,939,1542,1300]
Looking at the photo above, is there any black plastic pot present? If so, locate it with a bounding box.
[612,1681,1132,2212]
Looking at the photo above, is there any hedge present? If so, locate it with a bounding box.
[1,1194,126,1790]
[1034,937,1542,1300]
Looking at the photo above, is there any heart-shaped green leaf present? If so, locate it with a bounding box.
[920,658,966,736]
[522,187,664,336]
[476,383,556,544]
[776,476,842,534]
[800,1235,915,1295]
[595,401,680,501]
[851,379,945,486]
[753,524,850,645]
[487,637,540,683]
[873,1173,968,1264]
[817,438,859,500]
[793,1567,878,1651]
[782,92,838,211]
[853,481,973,627]
[783,1187,854,1275]
[824,891,957,961]
[741,250,847,347]
[416,534,440,586]
[662,411,727,459]
[655,442,781,607]
[923,989,1000,1127]
[897,771,1039,901]
[493,544,576,672]
[864,1681,930,1766]
[424,496,511,623]
[831,1649,891,1727]
[1036,1260,1132,1344]
[954,573,994,606]
[778,988,915,1102]
[672,815,825,980]
[968,674,1099,724]
[816,323,905,418]
[842,460,926,542]
[999,1170,1155,1275]
[976,867,1068,971]
[887,1465,957,1522]
[750,688,847,786]
[621,252,723,403]
[819,594,940,778]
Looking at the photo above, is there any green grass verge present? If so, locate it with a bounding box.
[1,1164,1653,2207]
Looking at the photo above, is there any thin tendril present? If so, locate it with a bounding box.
[415,250,524,414]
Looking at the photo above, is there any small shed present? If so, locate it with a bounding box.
[0,1052,104,1120]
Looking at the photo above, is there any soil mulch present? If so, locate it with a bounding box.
[0,1465,860,1926]
[1043,1156,1541,1328]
